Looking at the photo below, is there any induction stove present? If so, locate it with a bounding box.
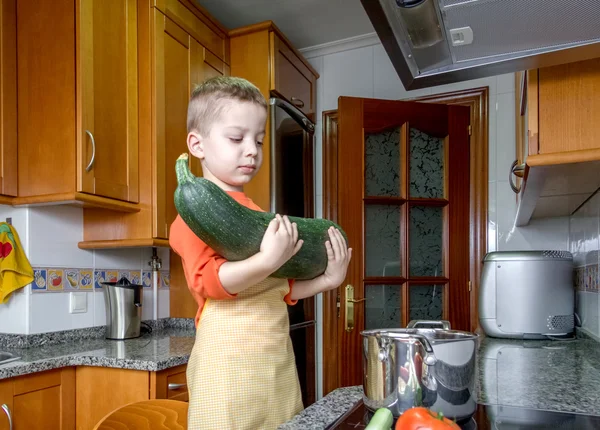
[326,400,600,429]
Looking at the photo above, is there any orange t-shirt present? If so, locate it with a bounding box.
[169,190,296,327]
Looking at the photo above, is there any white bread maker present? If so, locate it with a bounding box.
[479,250,575,339]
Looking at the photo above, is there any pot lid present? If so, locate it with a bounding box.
[101,276,142,289]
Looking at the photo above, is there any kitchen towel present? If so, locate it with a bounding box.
[0,222,33,303]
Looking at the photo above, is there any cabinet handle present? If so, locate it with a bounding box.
[168,383,187,390]
[509,159,525,194]
[2,404,12,430]
[85,130,96,172]
[290,96,304,108]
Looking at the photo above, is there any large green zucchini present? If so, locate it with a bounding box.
[174,153,348,280]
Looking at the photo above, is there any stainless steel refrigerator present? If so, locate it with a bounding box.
[269,90,316,407]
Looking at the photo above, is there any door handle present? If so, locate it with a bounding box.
[168,383,187,391]
[345,284,366,332]
[2,404,12,430]
[509,159,525,193]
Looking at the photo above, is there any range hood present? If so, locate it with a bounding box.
[361,0,600,90]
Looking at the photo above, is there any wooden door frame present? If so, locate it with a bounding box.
[321,87,489,395]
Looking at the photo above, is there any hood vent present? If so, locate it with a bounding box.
[361,0,600,89]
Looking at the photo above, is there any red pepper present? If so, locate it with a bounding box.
[395,407,460,430]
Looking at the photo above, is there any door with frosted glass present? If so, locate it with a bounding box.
[336,96,470,387]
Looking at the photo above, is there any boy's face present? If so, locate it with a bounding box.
[188,100,267,191]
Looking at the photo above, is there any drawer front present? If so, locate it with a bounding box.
[166,371,188,401]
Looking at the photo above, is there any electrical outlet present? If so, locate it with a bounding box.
[70,292,87,314]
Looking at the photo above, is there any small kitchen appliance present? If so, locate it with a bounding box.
[479,250,575,339]
[102,277,143,340]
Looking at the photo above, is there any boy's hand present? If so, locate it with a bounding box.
[320,227,353,291]
[259,214,303,272]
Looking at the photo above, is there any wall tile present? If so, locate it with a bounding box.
[315,292,323,400]
[488,93,497,182]
[488,182,497,253]
[323,46,374,111]
[158,289,170,319]
[373,44,432,101]
[495,92,517,184]
[577,291,600,338]
[497,180,569,251]
[0,291,28,334]
[29,292,95,334]
[496,73,515,94]
[308,56,324,121]
[314,122,323,201]
[28,206,94,268]
[94,290,106,327]
[95,248,144,271]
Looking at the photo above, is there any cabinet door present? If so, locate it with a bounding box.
[11,369,74,430]
[79,0,139,203]
[154,11,226,239]
[271,33,314,115]
[0,379,12,430]
[0,0,17,197]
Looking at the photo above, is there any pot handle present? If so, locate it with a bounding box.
[377,332,437,366]
[407,320,451,330]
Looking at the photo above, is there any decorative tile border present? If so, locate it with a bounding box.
[31,267,170,293]
[574,264,599,292]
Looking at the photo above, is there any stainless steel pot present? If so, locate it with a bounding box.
[361,320,479,421]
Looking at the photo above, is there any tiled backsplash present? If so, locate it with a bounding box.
[570,192,600,340]
[30,267,170,292]
[0,204,171,334]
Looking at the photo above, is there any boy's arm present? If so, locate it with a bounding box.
[219,214,303,294]
[289,227,352,301]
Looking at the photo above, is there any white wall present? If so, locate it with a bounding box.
[301,34,570,399]
[0,204,170,334]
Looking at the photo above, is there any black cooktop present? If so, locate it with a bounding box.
[326,400,600,429]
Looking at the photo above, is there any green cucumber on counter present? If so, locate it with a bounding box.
[174,153,349,280]
[365,408,393,430]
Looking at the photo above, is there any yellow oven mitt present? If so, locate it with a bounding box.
[0,222,33,304]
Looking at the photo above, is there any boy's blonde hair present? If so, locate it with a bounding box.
[187,76,267,135]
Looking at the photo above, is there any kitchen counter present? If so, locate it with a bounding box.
[0,324,196,380]
[280,334,600,429]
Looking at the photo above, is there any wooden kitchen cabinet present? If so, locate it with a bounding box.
[14,0,140,212]
[78,1,229,251]
[0,368,75,430]
[229,21,319,210]
[0,0,17,202]
[75,364,188,430]
[513,57,600,225]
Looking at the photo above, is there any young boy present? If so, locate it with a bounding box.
[169,76,352,430]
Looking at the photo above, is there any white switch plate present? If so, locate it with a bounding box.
[70,292,87,314]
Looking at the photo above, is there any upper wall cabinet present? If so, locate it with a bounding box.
[79,0,229,249]
[14,0,139,212]
[229,21,319,210]
[512,58,600,225]
[0,0,17,202]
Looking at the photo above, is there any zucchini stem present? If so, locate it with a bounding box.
[175,153,196,184]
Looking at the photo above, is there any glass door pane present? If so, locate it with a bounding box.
[409,284,444,321]
[365,284,402,329]
[365,205,402,277]
[409,206,444,277]
[409,127,445,198]
[365,128,401,197]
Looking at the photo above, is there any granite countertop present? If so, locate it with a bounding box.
[280,334,600,430]
[0,321,196,380]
